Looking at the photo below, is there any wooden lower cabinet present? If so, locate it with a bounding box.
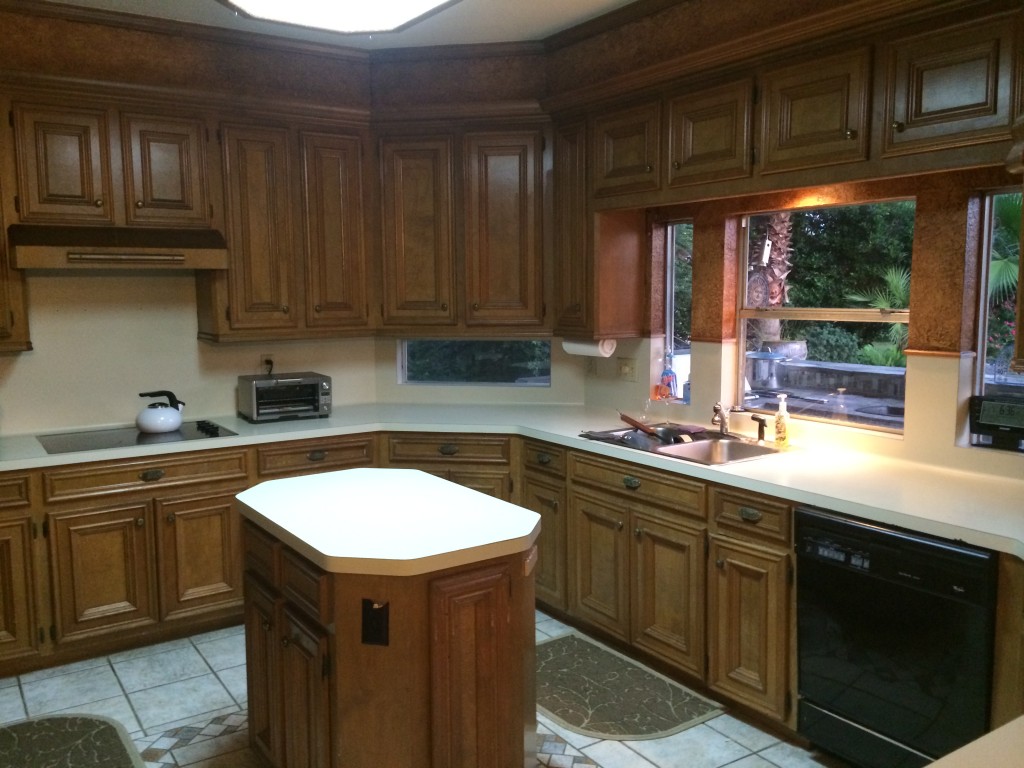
[384,433,512,500]
[706,534,791,721]
[243,573,283,766]
[520,470,567,610]
[0,507,40,663]
[280,604,331,768]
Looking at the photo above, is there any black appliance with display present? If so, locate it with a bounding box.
[795,507,997,768]
[37,420,236,454]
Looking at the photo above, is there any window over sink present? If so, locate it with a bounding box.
[977,190,1022,398]
[738,200,915,431]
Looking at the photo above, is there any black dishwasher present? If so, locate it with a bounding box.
[795,508,997,768]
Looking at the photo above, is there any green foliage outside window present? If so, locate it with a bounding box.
[405,340,551,384]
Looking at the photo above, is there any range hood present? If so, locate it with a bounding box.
[7,225,229,270]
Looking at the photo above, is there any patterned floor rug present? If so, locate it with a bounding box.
[0,714,144,768]
[536,633,723,741]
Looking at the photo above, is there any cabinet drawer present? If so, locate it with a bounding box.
[710,487,791,546]
[0,474,32,508]
[43,450,250,503]
[522,441,566,477]
[281,548,331,624]
[387,434,510,465]
[257,435,375,478]
[570,453,705,519]
[243,520,281,585]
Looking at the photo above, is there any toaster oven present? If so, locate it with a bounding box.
[237,372,332,422]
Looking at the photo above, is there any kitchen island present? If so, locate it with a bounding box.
[235,468,541,768]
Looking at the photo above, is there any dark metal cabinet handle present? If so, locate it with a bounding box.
[738,506,763,523]
[616,520,624,531]
[165,513,176,524]
[472,302,480,311]
[438,443,459,456]
[844,129,857,140]
[139,468,165,482]
[673,160,682,170]
[440,302,448,311]
[634,526,643,539]
[261,618,272,632]
[716,558,726,569]
[891,120,905,133]
[307,450,327,462]
[536,452,552,465]
[644,164,653,173]
[314,304,322,313]
[622,476,641,490]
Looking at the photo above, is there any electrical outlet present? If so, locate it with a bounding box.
[617,357,637,382]
[258,353,275,375]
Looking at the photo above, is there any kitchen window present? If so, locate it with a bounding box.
[978,190,1022,396]
[665,219,693,402]
[739,200,915,431]
[402,340,551,385]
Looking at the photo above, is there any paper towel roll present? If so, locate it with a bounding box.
[561,339,617,358]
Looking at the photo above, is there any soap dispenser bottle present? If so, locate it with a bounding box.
[774,393,789,446]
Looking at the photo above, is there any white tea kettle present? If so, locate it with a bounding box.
[136,390,186,433]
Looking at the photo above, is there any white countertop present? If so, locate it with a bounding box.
[2,403,1023,558]
[236,467,541,576]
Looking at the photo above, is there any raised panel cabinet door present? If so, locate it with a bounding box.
[221,124,297,331]
[883,15,1015,156]
[464,130,544,327]
[243,573,283,767]
[760,48,870,174]
[667,79,754,187]
[520,472,567,610]
[300,131,368,328]
[0,513,38,662]
[591,102,661,197]
[631,511,706,678]
[552,121,590,335]
[122,113,211,227]
[380,136,456,326]
[48,501,158,643]
[430,562,518,768]
[155,491,242,620]
[568,487,629,641]
[12,103,114,223]
[280,604,331,768]
[447,469,511,501]
[707,535,790,721]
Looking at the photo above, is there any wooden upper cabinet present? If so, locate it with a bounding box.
[552,121,589,335]
[380,136,456,327]
[667,79,754,187]
[464,130,544,327]
[12,103,114,223]
[220,123,297,332]
[122,112,211,227]
[591,102,661,196]
[300,131,368,328]
[760,48,871,174]
[882,14,1016,156]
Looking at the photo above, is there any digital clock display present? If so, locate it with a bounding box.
[979,400,1024,430]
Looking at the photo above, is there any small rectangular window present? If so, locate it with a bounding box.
[740,201,915,431]
[979,191,1021,397]
[403,340,551,385]
[665,220,693,402]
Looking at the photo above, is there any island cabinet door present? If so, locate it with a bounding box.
[243,573,282,767]
[280,604,331,768]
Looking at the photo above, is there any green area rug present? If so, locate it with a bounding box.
[536,633,722,740]
[0,714,144,768]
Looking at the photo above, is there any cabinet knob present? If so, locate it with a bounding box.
[440,302,448,311]
[438,443,459,456]
[307,450,327,462]
[139,468,165,482]
[891,120,906,133]
[261,618,272,632]
[616,520,624,531]
[622,476,641,490]
[644,164,653,173]
[738,506,763,523]
[472,302,480,311]
[281,637,290,648]
[165,513,176,524]
[94,199,103,207]
[281,305,289,314]
[536,452,552,465]
[634,526,643,539]
[844,129,857,140]
[314,304,322,313]
[672,160,682,170]
[135,200,144,208]
[716,558,726,569]
[135,517,145,527]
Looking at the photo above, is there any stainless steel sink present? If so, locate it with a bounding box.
[653,437,780,465]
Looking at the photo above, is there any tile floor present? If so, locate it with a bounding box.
[0,613,840,768]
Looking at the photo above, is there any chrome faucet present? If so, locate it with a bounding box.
[712,402,730,435]
[751,414,768,442]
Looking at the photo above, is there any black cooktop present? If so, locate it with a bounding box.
[37,420,236,455]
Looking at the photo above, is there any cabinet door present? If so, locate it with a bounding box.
[155,491,241,620]
[12,103,114,223]
[300,131,369,329]
[591,102,661,196]
[380,136,456,326]
[280,604,331,768]
[882,16,1015,156]
[552,120,590,335]
[760,48,870,174]
[667,79,754,187]
[0,195,31,352]
[122,113,211,226]
[244,574,282,767]
[569,487,629,641]
[447,469,511,501]
[48,501,157,643]
[707,535,790,721]
[0,512,39,662]
[520,471,567,610]
[631,511,706,678]
[221,124,297,331]
[463,130,544,327]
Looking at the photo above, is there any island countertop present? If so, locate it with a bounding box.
[235,467,541,576]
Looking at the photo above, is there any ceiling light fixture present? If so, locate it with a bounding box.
[220,0,461,34]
